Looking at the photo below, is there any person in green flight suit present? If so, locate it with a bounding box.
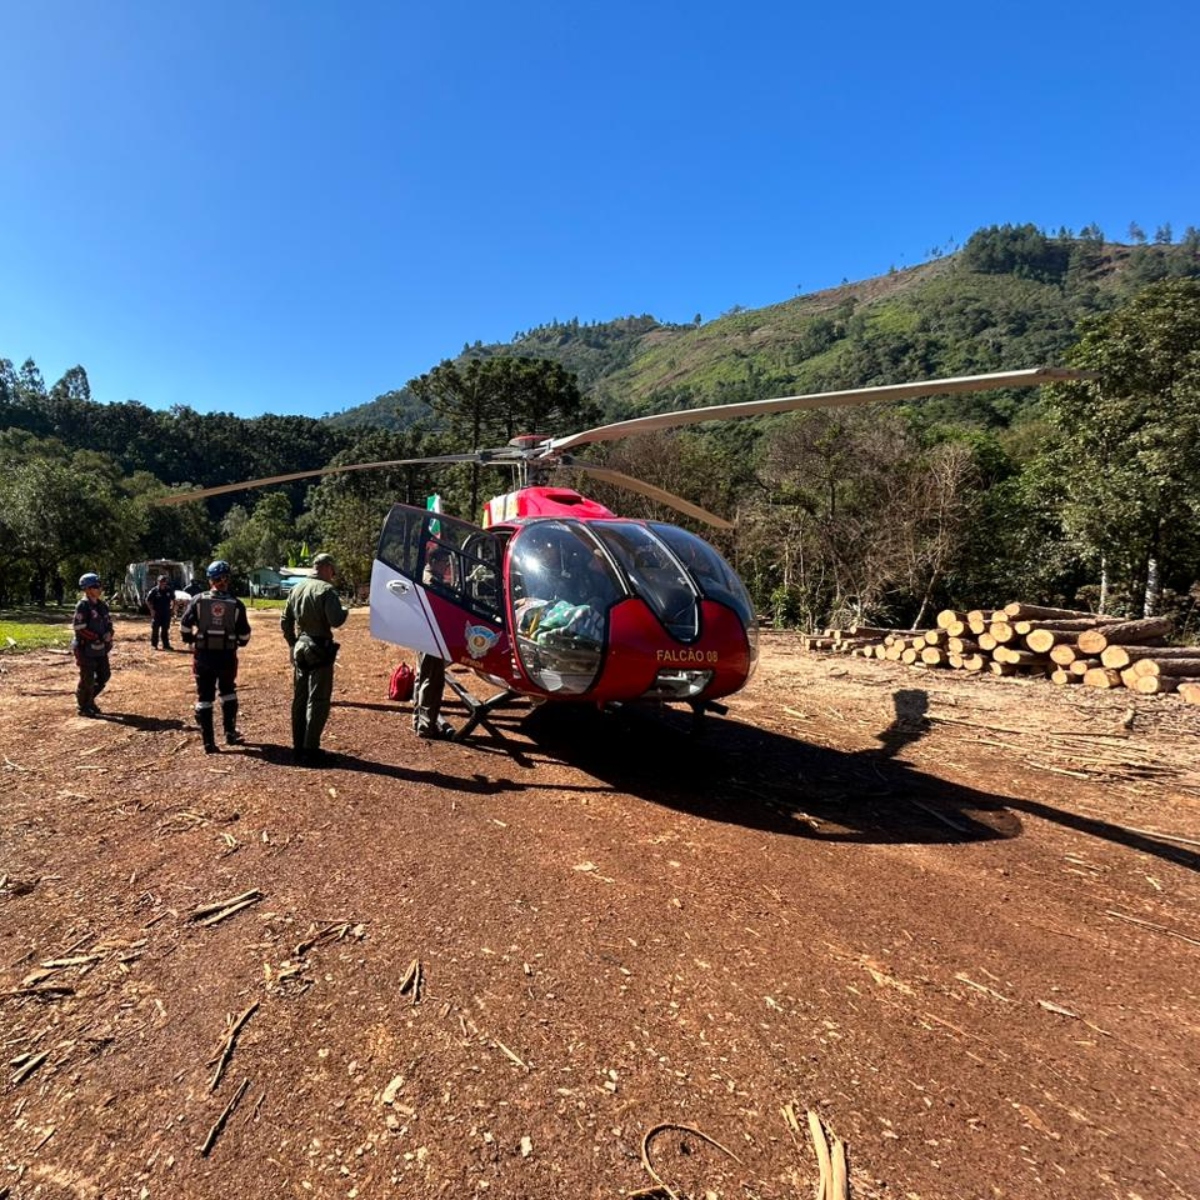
[280,553,349,766]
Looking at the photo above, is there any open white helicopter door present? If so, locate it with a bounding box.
[370,504,509,673]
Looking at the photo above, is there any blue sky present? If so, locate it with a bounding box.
[2,0,1197,419]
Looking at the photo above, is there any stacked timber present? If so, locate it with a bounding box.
[801,603,1200,702]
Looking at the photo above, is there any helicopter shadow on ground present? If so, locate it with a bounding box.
[332,697,541,770]
[522,688,1200,871]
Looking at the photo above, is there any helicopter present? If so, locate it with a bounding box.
[159,367,1085,739]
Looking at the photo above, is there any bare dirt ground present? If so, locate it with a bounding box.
[2,611,1199,1200]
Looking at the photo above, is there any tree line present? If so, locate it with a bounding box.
[2,251,1199,638]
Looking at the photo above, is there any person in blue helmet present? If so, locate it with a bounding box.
[179,560,252,754]
[71,572,113,717]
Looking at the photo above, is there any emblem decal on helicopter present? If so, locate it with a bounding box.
[465,622,500,659]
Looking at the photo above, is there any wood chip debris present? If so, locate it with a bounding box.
[1,984,75,1002]
[955,972,1015,1003]
[10,1051,49,1086]
[804,1108,849,1200]
[1037,999,1079,1018]
[905,797,969,833]
[638,1121,743,1200]
[399,958,423,1004]
[208,1001,259,1092]
[492,1039,529,1070]
[1111,825,1200,850]
[199,1077,251,1157]
[1105,910,1200,948]
[293,921,363,957]
[190,890,264,927]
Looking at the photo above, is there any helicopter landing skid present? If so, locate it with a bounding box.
[688,698,729,731]
[444,677,522,743]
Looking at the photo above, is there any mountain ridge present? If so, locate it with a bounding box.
[328,227,1199,433]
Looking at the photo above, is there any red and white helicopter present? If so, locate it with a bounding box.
[161,368,1083,738]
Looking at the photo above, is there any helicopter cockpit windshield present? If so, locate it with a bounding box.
[649,522,759,672]
[588,522,700,643]
[509,522,623,695]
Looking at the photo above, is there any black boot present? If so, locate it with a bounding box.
[222,696,243,745]
[197,706,218,754]
[292,711,307,766]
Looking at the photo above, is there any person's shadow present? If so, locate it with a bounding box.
[876,688,929,759]
[232,739,527,796]
[96,713,187,732]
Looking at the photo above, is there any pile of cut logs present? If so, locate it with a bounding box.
[802,603,1200,704]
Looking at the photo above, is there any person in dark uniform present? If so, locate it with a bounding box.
[280,552,348,766]
[184,577,203,598]
[179,559,251,754]
[71,572,113,717]
[413,547,455,740]
[147,574,175,650]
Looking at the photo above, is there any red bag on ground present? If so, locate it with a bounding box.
[388,661,415,703]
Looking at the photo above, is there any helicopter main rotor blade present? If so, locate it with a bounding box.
[151,453,495,506]
[562,463,734,530]
[541,367,1093,454]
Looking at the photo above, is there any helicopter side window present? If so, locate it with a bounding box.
[591,522,699,643]
[418,525,504,627]
[377,505,426,579]
[376,505,504,626]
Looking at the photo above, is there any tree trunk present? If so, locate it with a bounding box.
[1143,556,1161,617]
[1002,603,1095,621]
[1077,617,1174,655]
[1025,629,1080,654]
[1014,617,1117,634]
[1098,555,1109,615]
[1129,675,1190,695]
[966,610,994,634]
[1130,657,1200,678]
[1100,644,1200,669]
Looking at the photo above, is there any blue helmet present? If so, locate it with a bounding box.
[79,572,101,589]
[206,559,231,581]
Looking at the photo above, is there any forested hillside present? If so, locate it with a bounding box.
[334,223,1200,429]
[4,224,1200,634]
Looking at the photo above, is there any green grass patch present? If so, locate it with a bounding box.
[246,597,288,610]
[0,619,73,653]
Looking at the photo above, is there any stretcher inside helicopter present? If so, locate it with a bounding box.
[368,502,759,709]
